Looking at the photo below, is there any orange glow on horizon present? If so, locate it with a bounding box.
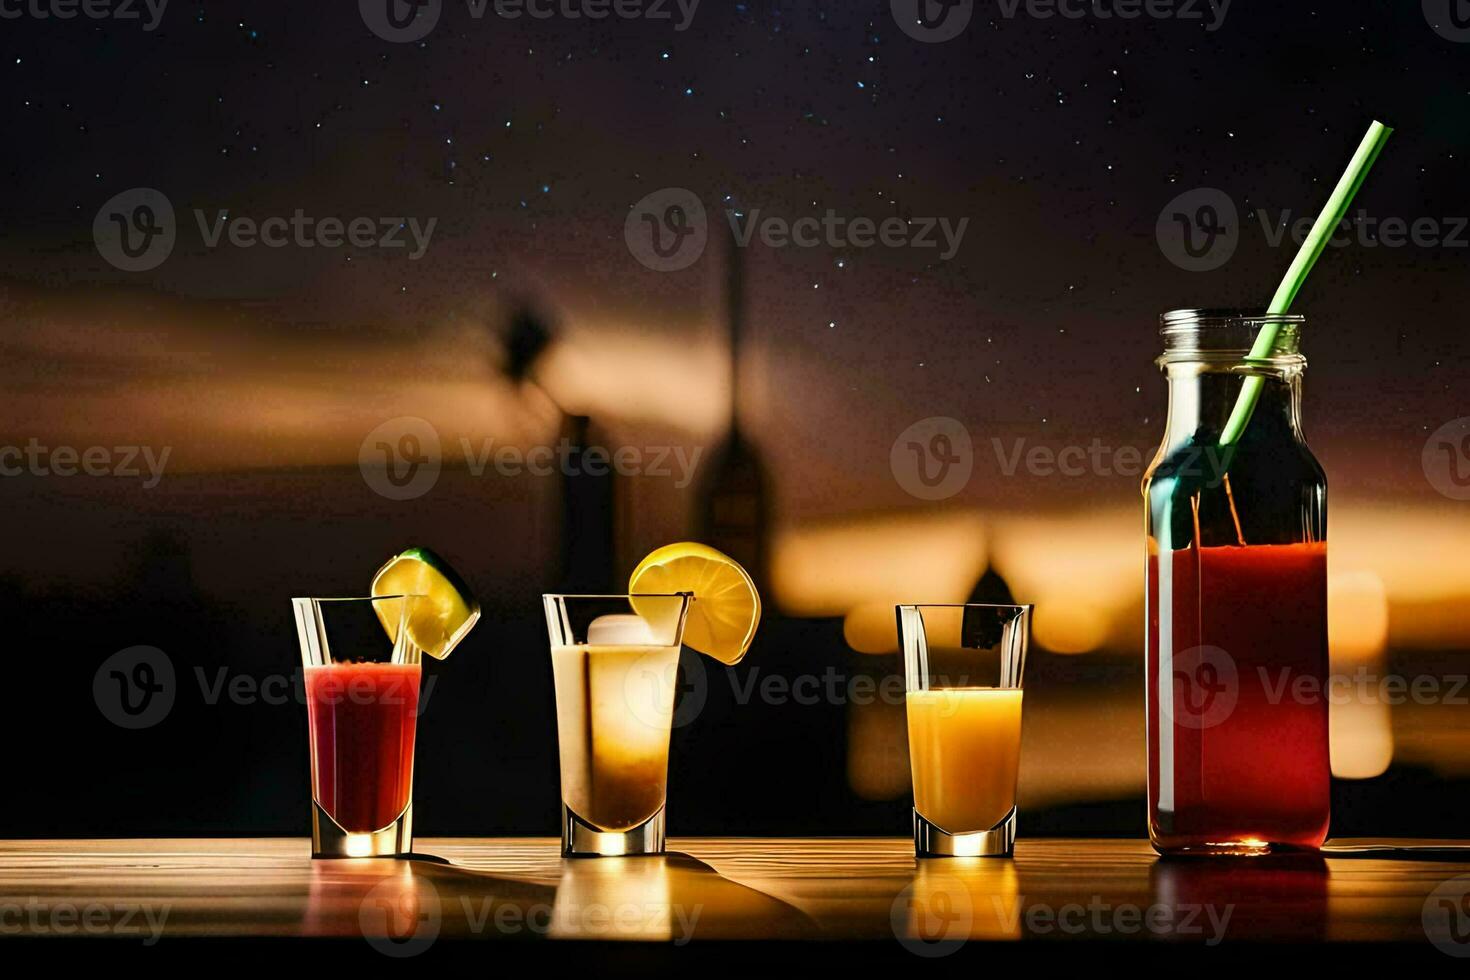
[770,511,987,639]
[778,503,1470,656]
[1329,571,1393,780]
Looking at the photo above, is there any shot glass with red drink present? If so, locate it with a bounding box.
[294,595,425,859]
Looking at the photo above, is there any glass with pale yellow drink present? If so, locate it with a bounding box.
[898,604,1032,857]
[543,594,691,856]
[543,544,762,857]
[551,639,680,833]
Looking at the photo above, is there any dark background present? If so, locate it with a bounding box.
[1,1,1468,839]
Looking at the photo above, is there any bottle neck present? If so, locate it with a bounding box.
[1161,362,1306,452]
[1156,312,1308,453]
[1149,312,1323,550]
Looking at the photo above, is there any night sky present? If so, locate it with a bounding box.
[3,2,1467,521]
[2,2,1470,836]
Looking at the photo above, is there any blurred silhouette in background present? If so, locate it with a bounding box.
[697,228,772,588]
[502,304,616,594]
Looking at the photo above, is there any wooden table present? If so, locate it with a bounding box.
[2,838,1467,962]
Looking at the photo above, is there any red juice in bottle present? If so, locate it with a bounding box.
[1144,310,1330,855]
[305,662,421,833]
[1147,542,1330,853]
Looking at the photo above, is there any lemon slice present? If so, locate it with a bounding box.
[629,542,760,665]
[371,547,481,660]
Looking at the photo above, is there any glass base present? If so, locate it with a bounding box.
[1151,839,1320,857]
[914,806,1016,858]
[562,804,665,857]
[312,800,414,859]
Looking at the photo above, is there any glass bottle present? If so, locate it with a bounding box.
[1143,310,1330,855]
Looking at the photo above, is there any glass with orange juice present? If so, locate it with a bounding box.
[898,603,1032,857]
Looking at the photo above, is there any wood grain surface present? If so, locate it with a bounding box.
[1,837,1467,956]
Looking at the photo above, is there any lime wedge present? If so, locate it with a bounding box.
[371,547,480,660]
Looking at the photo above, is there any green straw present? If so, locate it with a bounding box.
[1217,120,1394,449]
